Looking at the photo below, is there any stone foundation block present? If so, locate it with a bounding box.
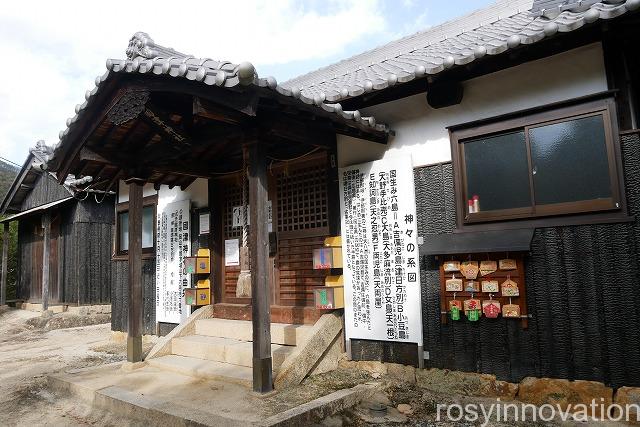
[613,387,640,423]
[416,368,517,399]
[518,377,612,417]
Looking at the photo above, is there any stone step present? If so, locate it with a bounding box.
[171,334,294,370]
[146,355,253,387]
[195,318,312,346]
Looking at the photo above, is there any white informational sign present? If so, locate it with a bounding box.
[225,239,240,266]
[199,212,210,235]
[339,156,423,344]
[232,202,273,232]
[155,199,191,324]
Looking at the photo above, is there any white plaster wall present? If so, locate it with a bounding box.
[338,43,608,168]
[117,178,208,208]
[117,182,157,203]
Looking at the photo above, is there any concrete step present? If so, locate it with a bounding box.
[195,318,312,346]
[147,355,253,387]
[171,334,294,370]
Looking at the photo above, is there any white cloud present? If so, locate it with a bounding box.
[0,0,387,164]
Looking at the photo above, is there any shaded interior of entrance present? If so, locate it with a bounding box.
[52,72,385,326]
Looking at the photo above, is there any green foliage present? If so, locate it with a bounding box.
[0,159,20,201]
[0,220,18,299]
[0,159,20,300]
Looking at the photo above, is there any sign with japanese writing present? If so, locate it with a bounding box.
[232,202,273,232]
[155,199,191,324]
[225,239,240,266]
[339,156,423,344]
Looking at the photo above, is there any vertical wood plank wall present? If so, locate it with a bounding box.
[15,193,114,305]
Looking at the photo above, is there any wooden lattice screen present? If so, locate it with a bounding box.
[224,181,244,240]
[275,162,328,234]
[220,154,331,307]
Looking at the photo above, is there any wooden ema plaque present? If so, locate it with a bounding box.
[438,253,528,328]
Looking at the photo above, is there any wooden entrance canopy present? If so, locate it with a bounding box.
[47,32,389,190]
[47,32,389,393]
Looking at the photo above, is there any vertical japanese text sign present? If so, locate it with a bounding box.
[339,156,423,344]
[155,199,191,324]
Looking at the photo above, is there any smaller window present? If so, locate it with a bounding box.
[452,98,621,224]
[116,202,156,255]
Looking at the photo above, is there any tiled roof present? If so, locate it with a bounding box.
[283,0,639,103]
[1,141,74,214]
[52,32,388,168]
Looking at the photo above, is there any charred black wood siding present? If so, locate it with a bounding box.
[60,199,114,304]
[16,219,33,301]
[111,259,156,335]
[110,210,204,335]
[14,197,114,305]
[20,174,70,211]
[352,133,640,388]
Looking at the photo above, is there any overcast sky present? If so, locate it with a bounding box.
[0,0,493,165]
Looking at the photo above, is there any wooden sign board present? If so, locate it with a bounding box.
[439,253,528,327]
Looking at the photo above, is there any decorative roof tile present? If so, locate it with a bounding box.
[52,32,389,168]
[282,0,639,103]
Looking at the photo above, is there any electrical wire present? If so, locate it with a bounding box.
[268,146,322,176]
[0,156,22,168]
[267,146,321,163]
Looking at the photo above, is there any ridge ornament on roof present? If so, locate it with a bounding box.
[50,32,389,171]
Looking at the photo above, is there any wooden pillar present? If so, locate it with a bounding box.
[126,178,144,362]
[1,222,8,306]
[248,142,273,393]
[41,212,51,311]
[208,178,224,305]
[326,134,341,237]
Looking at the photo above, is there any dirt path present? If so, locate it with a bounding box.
[0,307,150,426]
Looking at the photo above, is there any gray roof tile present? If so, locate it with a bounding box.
[283,0,638,103]
[52,32,388,167]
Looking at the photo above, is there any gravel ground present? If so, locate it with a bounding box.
[0,306,153,426]
[0,307,625,426]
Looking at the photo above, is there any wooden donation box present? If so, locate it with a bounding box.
[313,236,344,310]
[184,249,211,306]
[184,253,210,274]
[313,236,343,269]
[314,276,344,310]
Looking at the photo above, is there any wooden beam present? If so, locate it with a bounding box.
[41,212,51,312]
[124,76,259,116]
[1,223,8,306]
[126,178,144,363]
[179,176,197,191]
[193,96,254,125]
[142,103,188,143]
[259,116,335,148]
[209,179,224,305]
[95,164,110,181]
[79,147,112,164]
[326,135,341,237]
[247,141,273,393]
[58,80,123,183]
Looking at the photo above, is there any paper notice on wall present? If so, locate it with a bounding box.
[199,212,210,235]
[339,156,423,345]
[155,199,191,324]
[225,239,240,266]
[232,202,273,232]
